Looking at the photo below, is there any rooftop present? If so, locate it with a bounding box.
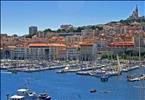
[28,43,66,47]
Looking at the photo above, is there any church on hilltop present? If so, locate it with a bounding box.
[127,5,145,20]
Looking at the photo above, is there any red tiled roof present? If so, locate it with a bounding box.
[28,43,66,47]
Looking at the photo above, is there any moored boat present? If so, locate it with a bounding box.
[8,80,51,100]
[38,90,51,100]
[90,89,97,93]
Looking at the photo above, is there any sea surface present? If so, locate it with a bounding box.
[1,67,145,100]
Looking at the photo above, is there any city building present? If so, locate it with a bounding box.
[29,26,37,35]
[81,29,95,38]
[66,43,79,60]
[60,24,73,30]
[79,42,94,61]
[96,38,108,47]
[13,47,26,60]
[58,32,81,37]
[36,31,45,38]
[109,42,134,48]
[26,43,66,60]
[0,47,4,59]
[58,48,66,60]
[3,46,16,59]
[66,35,83,45]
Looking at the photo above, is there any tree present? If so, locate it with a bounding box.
[74,27,84,32]
[56,29,62,33]
[61,29,66,33]
[44,28,52,32]
[96,26,103,30]
[25,32,36,38]
[90,26,96,30]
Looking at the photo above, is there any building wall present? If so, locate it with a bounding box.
[96,39,108,47]
[59,50,66,60]
[80,44,93,61]
[66,48,79,60]
[13,48,26,59]
[66,35,83,45]
[26,45,65,60]
[81,29,96,38]
[29,26,37,35]
[36,31,45,38]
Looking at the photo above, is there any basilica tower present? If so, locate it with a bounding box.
[135,5,138,17]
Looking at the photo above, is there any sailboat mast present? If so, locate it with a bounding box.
[117,54,121,73]
[139,30,142,100]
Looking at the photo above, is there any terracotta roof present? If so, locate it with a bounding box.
[79,42,94,45]
[7,46,16,48]
[109,42,134,45]
[28,43,66,47]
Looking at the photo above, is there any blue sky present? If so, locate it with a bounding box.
[1,1,145,36]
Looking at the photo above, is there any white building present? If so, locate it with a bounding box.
[26,43,66,60]
[66,46,79,60]
[66,35,83,45]
[13,47,26,59]
[92,43,98,61]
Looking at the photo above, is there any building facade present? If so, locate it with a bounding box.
[29,26,37,35]
[66,35,83,45]
[79,42,93,61]
[66,47,79,60]
[26,43,66,60]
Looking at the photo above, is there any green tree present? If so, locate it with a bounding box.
[43,28,52,32]
[96,26,103,30]
[25,32,36,38]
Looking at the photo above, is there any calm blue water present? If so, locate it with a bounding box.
[1,68,145,100]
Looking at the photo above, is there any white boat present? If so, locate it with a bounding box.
[7,80,51,100]
[9,88,37,100]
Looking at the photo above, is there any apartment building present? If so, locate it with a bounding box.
[3,46,16,59]
[13,47,26,59]
[79,42,94,61]
[66,45,79,60]
[58,49,66,60]
[66,35,83,45]
[29,26,37,35]
[26,43,66,60]
[81,29,95,38]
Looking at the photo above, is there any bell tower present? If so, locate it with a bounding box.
[135,5,138,17]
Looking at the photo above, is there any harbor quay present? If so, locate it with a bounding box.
[1,58,145,81]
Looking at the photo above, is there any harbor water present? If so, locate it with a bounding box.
[1,67,145,100]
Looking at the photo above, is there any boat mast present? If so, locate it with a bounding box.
[117,54,121,74]
[138,29,143,100]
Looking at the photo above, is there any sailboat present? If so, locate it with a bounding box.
[127,31,145,82]
[126,30,145,100]
[104,54,122,77]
